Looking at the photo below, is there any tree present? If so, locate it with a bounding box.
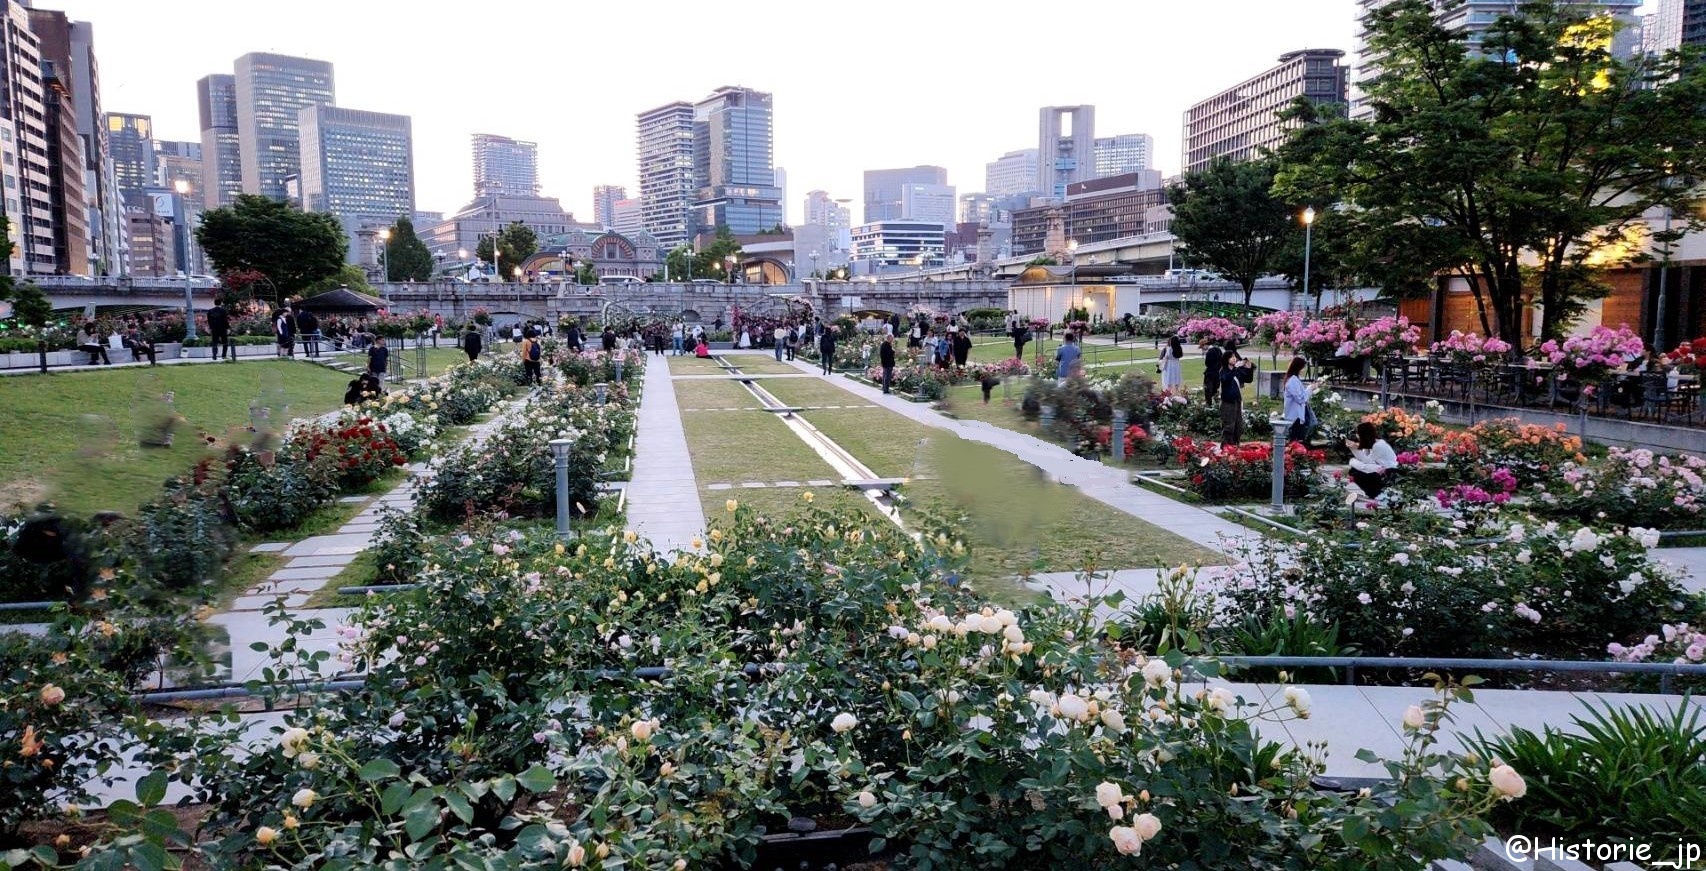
[195,195,348,305]
[384,217,433,282]
[1167,157,1296,307]
[693,226,744,280]
[0,216,14,304]
[10,282,51,328]
[474,221,538,277]
[662,246,697,281]
[573,262,598,285]
[1275,0,1706,348]
[304,264,375,297]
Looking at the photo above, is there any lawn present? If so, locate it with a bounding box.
[759,381,1223,580]
[0,360,352,516]
[967,337,1159,368]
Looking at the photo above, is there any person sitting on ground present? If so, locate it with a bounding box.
[694,337,711,358]
[344,372,383,405]
[1346,421,1398,505]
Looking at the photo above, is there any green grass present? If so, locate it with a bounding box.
[760,381,1224,580]
[0,360,352,516]
[715,355,802,375]
[967,336,1158,367]
[301,551,378,610]
[667,356,731,376]
[215,550,289,609]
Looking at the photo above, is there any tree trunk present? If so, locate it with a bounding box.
[1242,280,1255,308]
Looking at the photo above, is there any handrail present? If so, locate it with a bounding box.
[1216,654,1706,694]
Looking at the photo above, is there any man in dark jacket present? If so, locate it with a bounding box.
[953,330,972,367]
[818,326,836,375]
[1201,341,1225,404]
[296,309,321,358]
[879,335,896,394]
[565,322,583,352]
[601,327,617,352]
[206,299,233,360]
[462,324,483,362]
[367,335,390,382]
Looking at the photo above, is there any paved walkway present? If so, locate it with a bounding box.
[623,356,706,556]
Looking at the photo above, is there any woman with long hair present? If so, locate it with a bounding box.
[1159,335,1185,392]
[1346,421,1398,504]
[1282,356,1313,446]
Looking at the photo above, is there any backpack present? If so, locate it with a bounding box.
[526,340,542,362]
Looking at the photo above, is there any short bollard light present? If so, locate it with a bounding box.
[549,438,574,540]
[1040,403,1056,430]
[594,382,608,405]
[1270,417,1289,512]
[1110,409,1127,461]
[613,359,625,382]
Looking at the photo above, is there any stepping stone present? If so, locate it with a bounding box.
[740,482,769,488]
[843,477,908,491]
[337,496,368,503]
[249,580,328,595]
[312,544,367,556]
[268,566,344,582]
[250,542,289,553]
[285,554,359,568]
[806,480,834,487]
[774,481,801,487]
[706,483,734,491]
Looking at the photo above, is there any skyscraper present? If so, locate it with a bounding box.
[1183,50,1347,174]
[592,183,626,228]
[106,112,153,197]
[63,18,119,274]
[900,183,956,227]
[1038,106,1095,200]
[636,101,695,248]
[1687,0,1706,45]
[154,140,200,190]
[863,166,947,223]
[29,7,96,276]
[234,52,334,200]
[611,198,644,236]
[471,133,538,197]
[198,74,242,209]
[984,149,1038,198]
[1093,133,1153,177]
[298,105,414,239]
[0,1,54,274]
[692,85,782,235]
[804,190,850,236]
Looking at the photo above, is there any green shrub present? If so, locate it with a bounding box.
[223,446,338,534]
[126,477,232,593]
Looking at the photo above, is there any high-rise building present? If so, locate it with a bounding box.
[960,192,996,225]
[234,52,334,200]
[1183,49,1347,174]
[106,112,153,197]
[1,2,58,275]
[636,101,695,248]
[1687,0,1706,45]
[849,220,946,271]
[420,194,587,264]
[899,182,956,227]
[772,166,786,222]
[1093,133,1153,177]
[1351,1,1642,118]
[56,18,119,274]
[985,149,1038,198]
[692,85,782,235]
[298,105,414,251]
[592,184,626,228]
[154,140,200,190]
[197,74,242,209]
[29,7,98,276]
[123,205,172,277]
[471,133,538,198]
[862,166,946,223]
[804,189,850,236]
[1038,106,1096,200]
[611,198,643,236]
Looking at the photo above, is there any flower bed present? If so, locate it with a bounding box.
[1534,324,1645,384]
[867,359,1029,401]
[1170,437,1325,501]
[1177,316,1248,346]
[290,415,408,489]
[1274,317,1352,362]
[1352,315,1421,361]
[1441,419,1585,490]
[1549,447,1706,530]
[1430,330,1513,367]
[1020,371,1157,456]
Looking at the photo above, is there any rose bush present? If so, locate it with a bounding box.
[1171,437,1325,501]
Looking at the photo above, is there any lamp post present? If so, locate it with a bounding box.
[174,180,197,340]
[1302,206,1316,314]
[725,254,737,285]
[549,438,574,540]
[378,227,392,286]
[810,249,820,280]
[1655,190,1674,354]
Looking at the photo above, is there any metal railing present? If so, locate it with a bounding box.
[1217,655,1706,695]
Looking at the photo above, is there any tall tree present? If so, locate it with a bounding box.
[195,194,347,305]
[475,221,538,278]
[661,246,697,281]
[9,282,51,327]
[1167,158,1296,307]
[1276,0,1706,347]
[694,226,744,280]
[384,217,434,282]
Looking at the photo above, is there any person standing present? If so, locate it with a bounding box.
[1282,356,1314,446]
[462,324,483,362]
[953,328,972,368]
[565,321,583,353]
[520,333,544,384]
[275,307,296,358]
[1200,339,1224,404]
[367,335,390,383]
[818,325,836,375]
[1218,349,1254,446]
[1014,321,1030,361]
[206,299,233,361]
[1159,336,1185,393]
[672,321,685,356]
[879,334,896,394]
[601,327,617,352]
[296,308,321,358]
[773,323,788,362]
[1055,332,1082,380]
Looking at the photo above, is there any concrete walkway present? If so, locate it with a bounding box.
[623,355,706,556]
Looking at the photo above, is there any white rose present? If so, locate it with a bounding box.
[1056,693,1090,722]
[1003,625,1025,643]
[1109,825,1143,856]
[831,712,858,734]
[296,751,321,770]
[1490,764,1527,799]
[1132,812,1162,841]
[1100,708,1127,733]
[255,825,279,846]
[38,684,65,706]
[566,842,586,866]
[857,790,878,808]
[1107,803,1124,820]
[1094,781,1124,808]
[1402,705,1426,730]
[630,719,656,742]
[922,634,938,649]
[1206,687,1236,713]
[1142,659,1172,687]
[994,608,1017,628]
[291,788,317,809]
[279,727,310,759]
[1283,686,1311,715]
[926,615,954,633]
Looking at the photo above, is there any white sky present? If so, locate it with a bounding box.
[57,1,1396,222]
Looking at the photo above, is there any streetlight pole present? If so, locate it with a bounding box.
[378,227,392,286]
[810,249,820,280]
[1655,194,1674,354]
[1302,206,1316,314]
[174,179,197,340]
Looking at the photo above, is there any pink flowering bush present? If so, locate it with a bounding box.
[1430,330,1513,367]
[1177,317,1248,346]
[1534,325,1646,383]
[1274,318,1352,361]
[1609,621,1706,666]
[1252,311,1304,347]
[1549,448,1706,529]
[1352,315,1422,360]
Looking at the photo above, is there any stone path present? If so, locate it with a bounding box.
[623,355,706,556]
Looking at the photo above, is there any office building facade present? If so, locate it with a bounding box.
[235,52,334,200]
[29,7,99,276]
[420,194,588,264]
[471,133,538,198]
[39,58,86,274]
[804,189,850,235]
[610,197,643,236]
[899,182,956,227]
[61,19,118,274]
[985,148,1038,198]
[692,86,782,235]
[849,220,946,270]
[107,112,152,199]
[592,183,626,228]
[2,2,57,274]
[197,74,242,209]
[1093,133,1153,177]
[1183,49,1347,174]
[1011,173,1170,257]
[862,165,946,223]
[1039,105,1095,200]
[636,101,695,248]
[298,105,414,251]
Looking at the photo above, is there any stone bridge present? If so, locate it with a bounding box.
[374,280,1014,326]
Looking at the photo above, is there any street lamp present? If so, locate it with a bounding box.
[1302,207,1316,314]
[725,254,737,285]
[1655,180,1676,353]
[810,249,820,279]
[173,179,197,340]
[378,227,392,285]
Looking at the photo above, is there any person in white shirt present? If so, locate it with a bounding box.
[1282,356,1313,445]
[772,324,787,361]
[1346,421,1398,503]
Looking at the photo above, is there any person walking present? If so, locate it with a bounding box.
[78,323,110,365]
[1055,332,1082,380]
[1014,320,1030,361]
[1217,349,1254,446]
[773,323,788,362]
[601,327,617,352]
[520,333,544,384]
[879,334,896,394]
[462,324,483,362]
[207,299,233,361]
[275,307,296,358]
[1200,339,1224,404]
[1158,335,1184,393]
[367,335,390,383]
[907,319,923,350]
[818,326,837,375]
[565,321,583,353]
[1282,356,1314,446]
[953,329,972,368]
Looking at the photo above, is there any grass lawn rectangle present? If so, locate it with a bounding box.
[667,356,730,376]
[759,381,1223,579]
[674,379,843,488]
[0,360,353,516]
[716,355,802,375]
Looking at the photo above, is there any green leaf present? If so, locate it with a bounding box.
[444,791,474,825]
[381,781,413,815]
[359,758,402,782]
[515,765,555,794]
[136,770,168,806]
[130,841,168,871]
[490,775,517,803]
[1342,815,1369,846]
[402,792,440,840]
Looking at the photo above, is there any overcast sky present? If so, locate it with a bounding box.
[47,0,1602,224]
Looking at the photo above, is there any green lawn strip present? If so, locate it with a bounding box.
[0,360,351,516]
[760,382,1223,580]
[214,550,291,610]
[667,356,730,376]
[674,378,764,411]
[717,355,801,375]
[301,551,378,610]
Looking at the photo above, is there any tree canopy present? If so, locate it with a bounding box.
[475,222,538,278]
[384,217,434,282]
[1275,0,1706,348]
[194,195,348,305]
[1167,157,1297,307]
